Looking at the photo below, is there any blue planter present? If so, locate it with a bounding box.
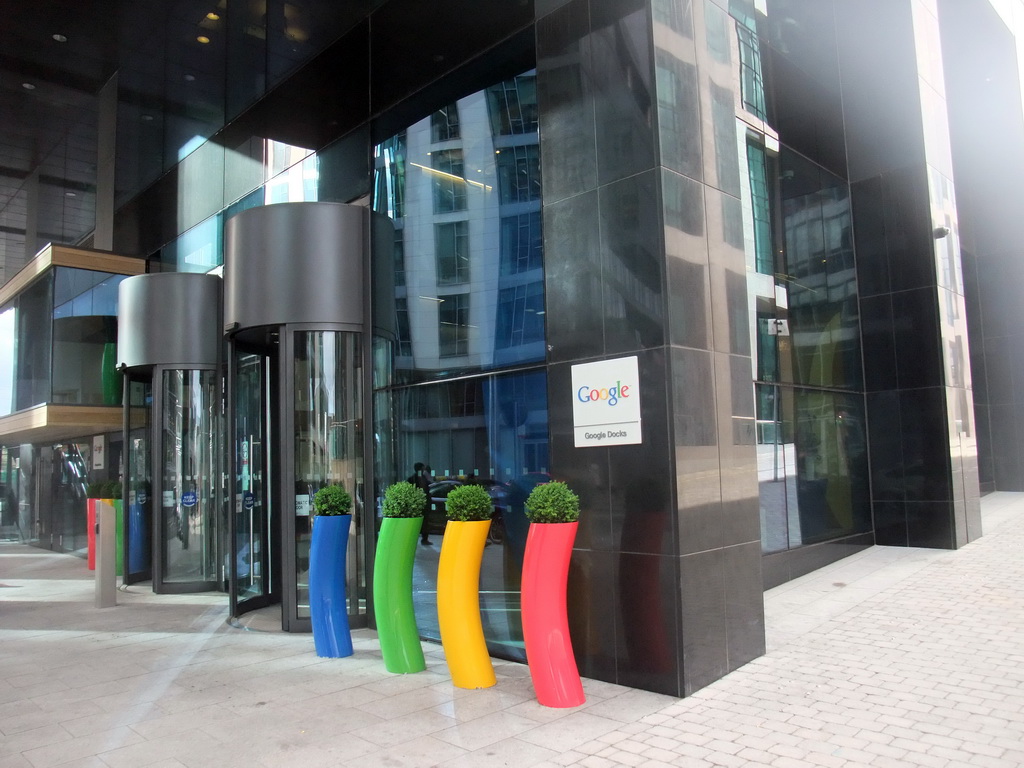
[128,501,149,575]
[309,514,353,657]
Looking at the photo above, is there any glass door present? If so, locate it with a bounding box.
[282,328,365,632]
[153,367,220,592]
[230,350,277,616]
[123,373,152,584]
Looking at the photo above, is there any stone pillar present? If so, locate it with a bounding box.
[537,0,765,697]
[838,0,981,548]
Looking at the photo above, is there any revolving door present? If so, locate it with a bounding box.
[224,202,371,633]
[229,324,365,631]
[118,273,224,593]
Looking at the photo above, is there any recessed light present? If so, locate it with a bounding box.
[141,114,154,121]
[65,192,76,197]
[22,82,36,90]
[184,74,196,81]
[196,35,210,44]
[206,12,220,20]
[52,33,67,42]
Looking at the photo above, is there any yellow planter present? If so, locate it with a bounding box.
[437,519,496,689]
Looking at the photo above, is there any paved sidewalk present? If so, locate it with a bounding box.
[1,493,1022,768]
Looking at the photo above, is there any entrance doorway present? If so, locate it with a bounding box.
[228,325,366,633]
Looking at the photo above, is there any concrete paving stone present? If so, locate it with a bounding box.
[21,727,146,768]
[964,757,1020,768]
[0,725,74,758]
[436,735,557,768]
[3,496,1024,767]
[902,751,951,767]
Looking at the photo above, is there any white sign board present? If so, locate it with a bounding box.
[92,435,105,470]
[571,356,642,447]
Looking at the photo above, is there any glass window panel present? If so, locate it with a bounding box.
[126,376,152,582]
[439,293,470,357]
[379,369,549,662]
[16,273,52,411]
[499,212,542,275]
[0,305,15,417]
[746,140,774,276]
[431,149,467,213]
[233,353,265,603]
[495,145,541,205]
[161,369,219,584]
[485,74,538,136]
[435,221,470,284]
[757,385,870,553]
[372,69,545,385]
[293,331,364,620]
[395,298,413,357]
[780,149,861,390]
[431,104,461,142]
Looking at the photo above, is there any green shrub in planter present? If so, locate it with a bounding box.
[445,484,493,521]
[382,481,426,518]
[525,481,579,523]
[102,480,123,499]
[86,482,106,499]
[313,484,352,516]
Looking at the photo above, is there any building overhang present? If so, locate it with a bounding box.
[0,243,145,305]
[0,405,122,446]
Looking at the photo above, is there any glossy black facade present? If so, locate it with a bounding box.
[6,0,1019,701]
[538,0,764,697]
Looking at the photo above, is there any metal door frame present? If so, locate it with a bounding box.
[228,344,280,618]
[122,370,153,585]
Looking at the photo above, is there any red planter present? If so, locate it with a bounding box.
[521,520,585,708]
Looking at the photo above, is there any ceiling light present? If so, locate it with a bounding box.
[141,114,154,121]
[52,33,67,42]
[65,192,76,197]
[206,12,220,20]
[22,82,36,90]
[184,74,196,81]
[197,35,210,44]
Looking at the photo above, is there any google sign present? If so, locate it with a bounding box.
[577,382,630,406]
[571,356,642,447]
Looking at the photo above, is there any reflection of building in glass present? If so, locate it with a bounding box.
[375,72,543,381]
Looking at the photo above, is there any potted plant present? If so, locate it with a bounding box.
[373,481,427,673]
[309,483,353,658]
[436,483,496,689]
[521,480,585,707]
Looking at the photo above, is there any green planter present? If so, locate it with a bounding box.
[373,516,426,673]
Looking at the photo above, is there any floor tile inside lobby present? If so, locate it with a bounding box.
[2,492,1023,767]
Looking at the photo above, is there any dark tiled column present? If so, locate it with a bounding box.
[838,0,981,548]
[537,0,764,697]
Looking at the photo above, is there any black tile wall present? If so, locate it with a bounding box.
[724,542,766,670]
[543,191,604,363]
[678,547,728,696]
[536,0,597,205]
[618,552,682,695]
[898,388,953,504]
[600,171,666,355]
[906,500,954,548]
[590,0,656,187]
[537,0,763,698]
[872,500,909,546]
[566,548,620,683]
[892,288,943,391]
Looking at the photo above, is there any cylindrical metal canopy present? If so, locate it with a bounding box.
[118,272,223,369]
[224,202,366,334]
